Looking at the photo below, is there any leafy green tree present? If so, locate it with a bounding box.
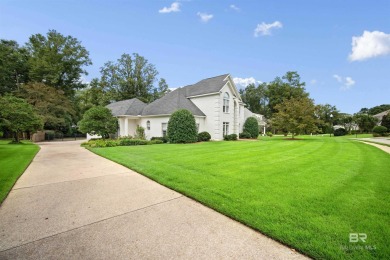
[315,104,339,134]
[381,113,390,130]
[152,78,171,101]
[0,95,43,142]
[367,104,390,115]
[78,106,117,138]
[100,53,161,103]
[17,82,75,131]
[243,117,259,139]
[0,40,30,94]
[76,78,114,114]
[26,30,92,96]
[273,97,320,138]
[353,113,378,133]
[266,71,309,116]
[167,109,198,143]
[239,83,269,117]
[338,113,355,134]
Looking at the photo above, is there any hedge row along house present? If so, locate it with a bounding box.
[107,74,266,140]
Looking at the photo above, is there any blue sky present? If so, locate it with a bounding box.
[1,0,389,114]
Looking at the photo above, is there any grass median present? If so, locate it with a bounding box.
[89,136,389,259]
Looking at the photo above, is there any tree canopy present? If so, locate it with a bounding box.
[78,106,117,138]
[0,95,43,142]
[272,97,319,138]
[100,53,169,103]
[26,30,92,96]
[0,40,29,94]
[17,82,75,131]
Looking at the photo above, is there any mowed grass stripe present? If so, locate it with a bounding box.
[90,137,389,259]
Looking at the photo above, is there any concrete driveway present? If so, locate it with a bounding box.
[0,140,307,259]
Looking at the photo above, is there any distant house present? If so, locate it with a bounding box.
[373,109,390,125]
[107,74,266,140]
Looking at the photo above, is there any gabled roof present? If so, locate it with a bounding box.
[182,74,229,97]
[142,88,205,116]
[106,98,146,116]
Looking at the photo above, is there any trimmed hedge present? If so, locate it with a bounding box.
[167,109,198,143]
[372,125,388,137]
[334,128,347,136]
[239,132,251,139]
[243,117,259,139]
[198,131,211,142]
[82,138,163,148]
[224,134,237,141]
[151,136,168,143]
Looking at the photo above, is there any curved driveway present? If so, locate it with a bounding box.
[0,140,307,259]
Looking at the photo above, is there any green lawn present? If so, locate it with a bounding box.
[90,136,390,259]
[0,140,39,204]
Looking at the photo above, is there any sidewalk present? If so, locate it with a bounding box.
[0,141,307,259]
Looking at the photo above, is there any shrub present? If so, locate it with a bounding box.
[266,131,273,137]
[149,139,164,144]
[239,132,251,139]
[167,109,198,143]
[334,128,347,136]
[78,106,117,139]
[135,126,145,140]
[198,131,211,142]
[224,134,237,141]
[119,138,134,146]
[372,125,388,137]
[151,136,168,143]
[243,117,259,139]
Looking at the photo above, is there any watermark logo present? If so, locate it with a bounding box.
[349,233,367,243]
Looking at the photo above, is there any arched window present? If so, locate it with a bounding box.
[223,92,229,113]
[147,120,150,130]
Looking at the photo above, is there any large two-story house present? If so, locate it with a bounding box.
[107,74,265,140]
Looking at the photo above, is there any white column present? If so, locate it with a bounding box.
[124,118,129,136]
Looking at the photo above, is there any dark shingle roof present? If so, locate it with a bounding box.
[107,74,229,117]
[182,74,229,97]
[106,98,146,116]
[141,88,205,116]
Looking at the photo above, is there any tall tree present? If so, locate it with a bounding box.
[0,95,43,142]
[273,97,320,138]
[367,104,390,115]
[266,71,309,116]
[0,40,30,94]
[26,30,92,96]
[17,82,75,131]
[381,113,390,130]
[100,53,159,103]
[315,104,339,134]
[76,78,114,114]
[353,113,378,133]
[152,78,170,101]
[239,83,269,117]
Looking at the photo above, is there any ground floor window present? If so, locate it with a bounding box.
[162,123,167,137]
[223,122,229,136]
[147,120,150,130]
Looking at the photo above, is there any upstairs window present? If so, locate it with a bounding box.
[147,120,150,130]
[223,92,229,113]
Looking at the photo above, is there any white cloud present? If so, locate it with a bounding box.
[310,79,317,85]
[230,4,240,11]
[159,2,181,13]
[349,30,390,61]
[197,12,213,23]
[254,21,283,37]
[333,74,356,90]
[233,77,262,88]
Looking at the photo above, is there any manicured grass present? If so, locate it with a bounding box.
[0,140,39,204]
[90,136,390,259]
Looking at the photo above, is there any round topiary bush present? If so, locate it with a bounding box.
[198,131,211,142]
[167,109,198,143]
[334,127,347,136]
[372,125,388,137]
[243,117,259,139]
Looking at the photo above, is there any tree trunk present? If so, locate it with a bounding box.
[14,132,20,143]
